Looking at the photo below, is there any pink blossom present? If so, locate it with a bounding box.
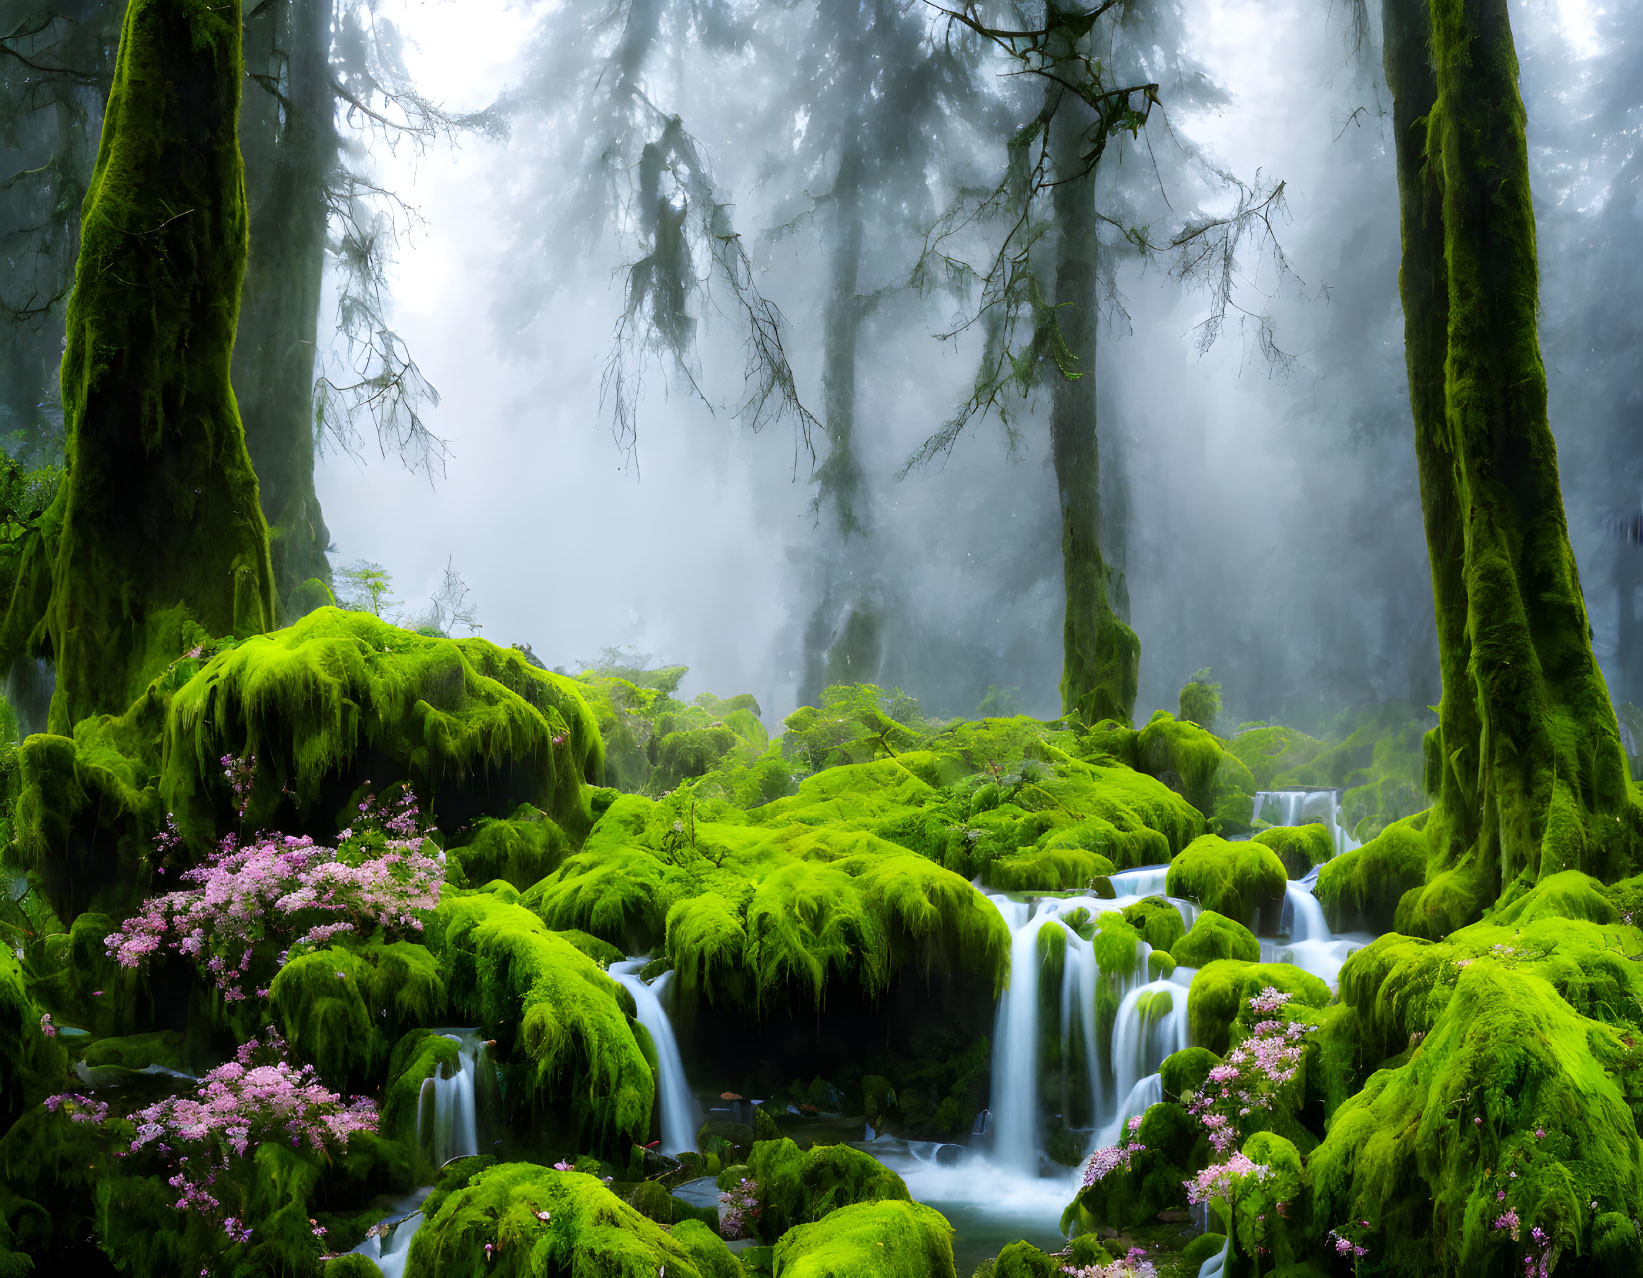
[1183,1153,1269,1206]
[39,1012,55,1038]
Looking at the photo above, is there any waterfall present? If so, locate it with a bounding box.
[1251,788,1360,857]
[611,958,700,1156]
[984,879,1197,1175]
[416,1030,485,1167]
[350,1189,432,1278]
[1274,878,1360,986]
[988,898,1043,1173]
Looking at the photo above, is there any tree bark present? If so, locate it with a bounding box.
[1383,0,1637,933]
[41,0,276,728]
[234,0,335,609]
[1045,25,1139,725]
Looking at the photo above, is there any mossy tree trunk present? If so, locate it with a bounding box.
[799,134,883,702]
[1383,0,1638,929]
[1046,8,1139,727]
[42,0,276,729]
[235,0,335,609]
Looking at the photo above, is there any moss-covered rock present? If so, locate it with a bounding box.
[736,1138,908,1241]
[403,1163,740,1278]
[1314,814,1428,934]
[1165,836,1287,928]
[1121,895,1186,954]
[431,893,652,1152]
[1161,1046,1220,1102]
[770,1199,956,1278]
[1252,823,1334,878]
[1171,911,1259,967]
[446,806,571,891]
[1186,961,1330,1055]
[1062,1100,1201,1233]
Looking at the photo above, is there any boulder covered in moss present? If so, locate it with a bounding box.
[1252,822,1334,878]
[769,1198,957,1278]
[738,1138,908,1240]
[1165,835,1287,928]
[1314,813,1428,934]
[403,1163,740,1278]
[1121,895,1186,954]
[1186,960,1330,1055]
[1061,1100,1201,1233]
[1171,910,1260,967]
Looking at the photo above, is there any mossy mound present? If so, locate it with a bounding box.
[1062,1100,1202,1233]
[1160,1045,1220,1101]
[1088,711,1256,833]
[1170,910,1259,967]
[269,938,447,1086]
[769,1199,957,1278]
[524,790,1010,1012]
[446,806,572,891]
[1186,960,1331,1055]
[403,1163,740,1278]
[1314,813,1428,933]
[736,1138,908,1240]
[1165,835,1287,928]
[430,893,653,1152]
[1121,896,1186,954]
[0,945,67,1122]
[1252,823,1334,878]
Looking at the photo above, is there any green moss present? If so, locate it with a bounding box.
[0,945,67,1121]
[1171,911,1260,967]
[446,806,571,891]
[431,893,653,1152]
[1120,895,1186,955]
[381,1028,463,1147]
[1063,1100,1201,1233]
[1165,836,1287,927]
[269,938,446,1085]
[1181,1233,1226,1266]
[1161,1046,1220,1102]
[1251,823,1333,878]
[738,1138,908,1240]
[988,846,1115,891]
[1187,961,1330,1056]
[404,1163,739,1278]
[1314,815,1428,934]
[6,0,281,732]
[770,1199,957,1278]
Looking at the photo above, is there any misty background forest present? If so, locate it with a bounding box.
[1,0,1642,1276]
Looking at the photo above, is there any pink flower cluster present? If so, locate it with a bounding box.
[718,1177,760,1240]
[1081,1131,1148,1188]
[1188,989,1307,1153]
[44,1092,110,1124]
[1328,1226,1370,1258]
[126,1029,376,1225]
[1061,1247,1156,1278]
[105,791,442,999]
[1183,1151,1270,1206]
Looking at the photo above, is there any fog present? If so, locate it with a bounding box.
[312,0,1631,729]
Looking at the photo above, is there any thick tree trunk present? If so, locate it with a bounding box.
[235,0,335,610]
[1047,65,1138,726]
[1383,0,1638,933]
[42,0,275,728]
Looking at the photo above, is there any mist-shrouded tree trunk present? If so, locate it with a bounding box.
[800,135,882,700]
[1383,0,1638,933]
[235,0,335,608]
[25,0,275,728]
[1046,25,1139,726]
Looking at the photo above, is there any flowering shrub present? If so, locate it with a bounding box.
[106,785,441,1001]
[1327,1220,1371,1260]
[1184,1151,1270,1206]
[1081,1115,1148,1187]
[1061,1246,1156,1277]
[44,1092,110,1124]
[1188,987,1307,1154]
[125,1029,376,1230]
[718,1177,760,1240]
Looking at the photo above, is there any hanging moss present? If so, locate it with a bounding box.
[1252,824,1333,879]
[403,1163,740,1278]
[1172,911,1260,967]
[430,893,653,1151]
[734,1138,908,1241]
[1161,1046,1220,1101]
[1165,836,1287,928]
[769,1199,957,1278]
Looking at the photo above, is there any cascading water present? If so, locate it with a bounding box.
[351,1189,432,1278]
[987,898,1047,1174]
[610,958,700,1156]
[416,1029,486,1167]
[1108,970,1193,1106]
[1250,788,1360,856]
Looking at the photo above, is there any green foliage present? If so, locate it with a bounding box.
[770,1199,957,1278]
[1186,961,1330,1055]
[1315,814,1429,933]
[446,806,571,891]
[1063,1100,1201,1234]
[334,560,397,617]
[1178,669,1222,730]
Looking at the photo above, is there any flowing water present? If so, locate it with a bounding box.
[350,1188,432,1278]
[416,1028,486,1167]
[610,957,700,1156]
